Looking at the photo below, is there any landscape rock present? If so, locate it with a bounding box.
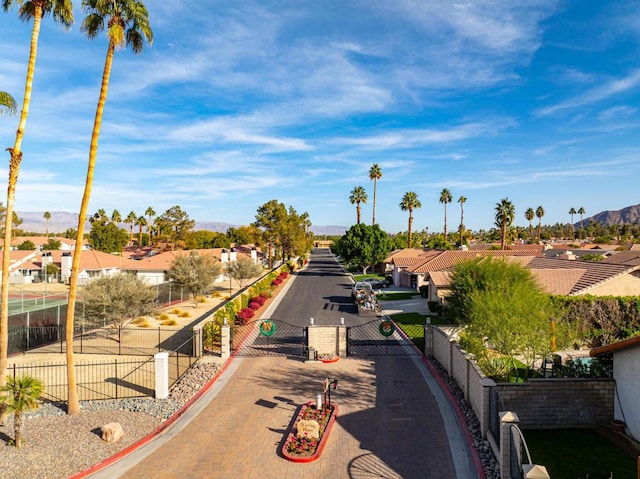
[101,422,124,443]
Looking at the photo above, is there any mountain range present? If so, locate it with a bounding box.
[14,204,640,237]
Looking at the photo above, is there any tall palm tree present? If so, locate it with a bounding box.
[439,188,453,238]
[349,186,367,225]
[111,209,122,225]
[135,215,147,245]
[1,0,73,423]
[525,207,535,242]
[0,91,18,116]
[43,210,51,235]
[569,207,576,239]
[0,375,44,448]
[578,206,586,241]
[457,195,466,246]
[495,198,515,250]
[400,191,421,248]
[535,205,545,241]
[63,0,153,415]
[368,164,382,225]
[124,210,137,244]
[145,206,155,243]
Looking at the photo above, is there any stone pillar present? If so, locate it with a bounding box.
[499,411,519,479]
[337,326,347,357]
[221,323,231,359]
[154,352,169,399]
[424,324,434,357]
[480,377,496,436]
[522,464,550,478]
[192,326,202,357]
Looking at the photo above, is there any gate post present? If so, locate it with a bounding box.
[337,326,347,357]
[221,323,231,359]
[424,322,433,357]
[154,352,169,399]
[499,411,519,479]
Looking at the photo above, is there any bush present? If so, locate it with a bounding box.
[236,307,255,324]
[427,300,441,314]
[179,311,191,318]
[161,319,178,326]
[249,300,261,310]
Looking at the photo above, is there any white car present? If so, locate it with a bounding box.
[352,281,373,298]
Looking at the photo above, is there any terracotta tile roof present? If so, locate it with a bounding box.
[599,251,640,266]
[408,249,540,274]
[429,271,452,288]
[530,269,586,295]
[384,248,436,263]
[120,248,237,272]
[10,236,84,247]
[505,244,545,252]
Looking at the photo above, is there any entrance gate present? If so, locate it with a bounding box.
[231,319,308,358]
[347,320,420,356]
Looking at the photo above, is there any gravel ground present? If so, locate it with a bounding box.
[0,361,220,479]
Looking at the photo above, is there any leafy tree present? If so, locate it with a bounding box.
[227,256,263,288]
[168,251,223,300]
[89,218,128,252]
[369,164,382,225]
[0,0,73,422]
[43,211,51,235]
[253,199,287,268]
[400,191,421,248]
[349,186,367,225]
[425,234,454,250]
[43,238,62,250]
[332,223,392,274]
[495,198,515,250]
[186,230,229,249]
[62,0,153,416]
[0,91,17,116]
[79,273,157,336]
[156,205,195,245]
[16,240,36,250]
[580,253,604,263]
[447,258,558,380]
[226,225,263,247]
[439,188,453,237]
[62,228,77,240]
[0,375,44,448]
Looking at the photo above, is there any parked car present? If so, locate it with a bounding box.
[352,281,373,299]
[359,277,389,289]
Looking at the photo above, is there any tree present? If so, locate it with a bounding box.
[89,218,128,252]
[135,215,147,246]
[1,0,73,424]
[111,209,122,225]
[227,256,263,288]
[495,198,515,250]
[124,211,136,244]
[0,91,17,116]
[457,196,467,246]
[569,207,576,239]
[17,240,36,250]
[186,230,229,249]
[62,227,77,240]
[43,238,61,250]
[331,223,392,274]
[368,164,382,225]
[168,252,223,300]
[145,206,155,243]
[524,207,534,242]
[349,186,367,225]
[226,225,263,247]
[253,199,287,268]
[79,273,157,336]
[447,258,557,380]
[578,207,586,241]
[399,191,421,248]
[155,205,195,245]
[535,205,545,241]
[62,0,153,416]
[0,375,44,448]
[43,211,51,235]
[439,188,453,238]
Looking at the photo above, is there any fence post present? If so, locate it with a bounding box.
[115,359,119,399]
[154,352,170,399]
[158,327,161,353]
[424,322,433,357]
[221,323,231,359]
[499,411,519,479]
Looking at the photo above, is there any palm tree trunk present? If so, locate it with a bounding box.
[356,204,361,224]
[66,41,116,415]
[459,205,464,245]
[443,204,447,238]
[501,222,507,250]
[0,8,43,421]
[14,411,23,448]
[372,180,377,225]
[408,212,413,248]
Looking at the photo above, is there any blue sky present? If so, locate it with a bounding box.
[1,0,639,234]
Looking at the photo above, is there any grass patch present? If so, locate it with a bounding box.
[524,428,637,478]
[376,292,419,301]
[390,312,426,350]
[353,273,385,281]
[391,312,450,327]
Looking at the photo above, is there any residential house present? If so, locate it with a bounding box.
[10,235,88,251]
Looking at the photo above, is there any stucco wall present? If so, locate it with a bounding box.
[585,270,640,296]
[613,347,640,441]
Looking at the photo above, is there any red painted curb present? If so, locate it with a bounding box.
[281,403,338,463]
[393,321,487,479]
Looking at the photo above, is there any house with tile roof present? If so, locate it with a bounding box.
[10,235,89,251]
[591,336,640,442]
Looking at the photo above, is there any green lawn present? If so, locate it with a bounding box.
[524,428,637,478]
[376,291,418,301]
[390,312,454,351]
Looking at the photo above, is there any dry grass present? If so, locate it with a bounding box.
[160,319,178,326]
[179,311,191,318]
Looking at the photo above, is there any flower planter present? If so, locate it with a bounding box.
[611,419,626,434]
[320,356,339,364]
[282,402,338,462]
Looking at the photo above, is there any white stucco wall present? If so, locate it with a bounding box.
[613,347,640,441]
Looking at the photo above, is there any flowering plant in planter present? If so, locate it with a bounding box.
[282,402,338,462]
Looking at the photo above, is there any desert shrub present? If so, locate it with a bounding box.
[170,308,182,315]
[161,319,178,326]
[195,295,207,303]
[236,307,255,324]
[179,311,191,318]
[137,318,152,328]
[158,313,170,321]
[211,291,222,298]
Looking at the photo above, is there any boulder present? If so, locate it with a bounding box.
[101,422,124,443]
